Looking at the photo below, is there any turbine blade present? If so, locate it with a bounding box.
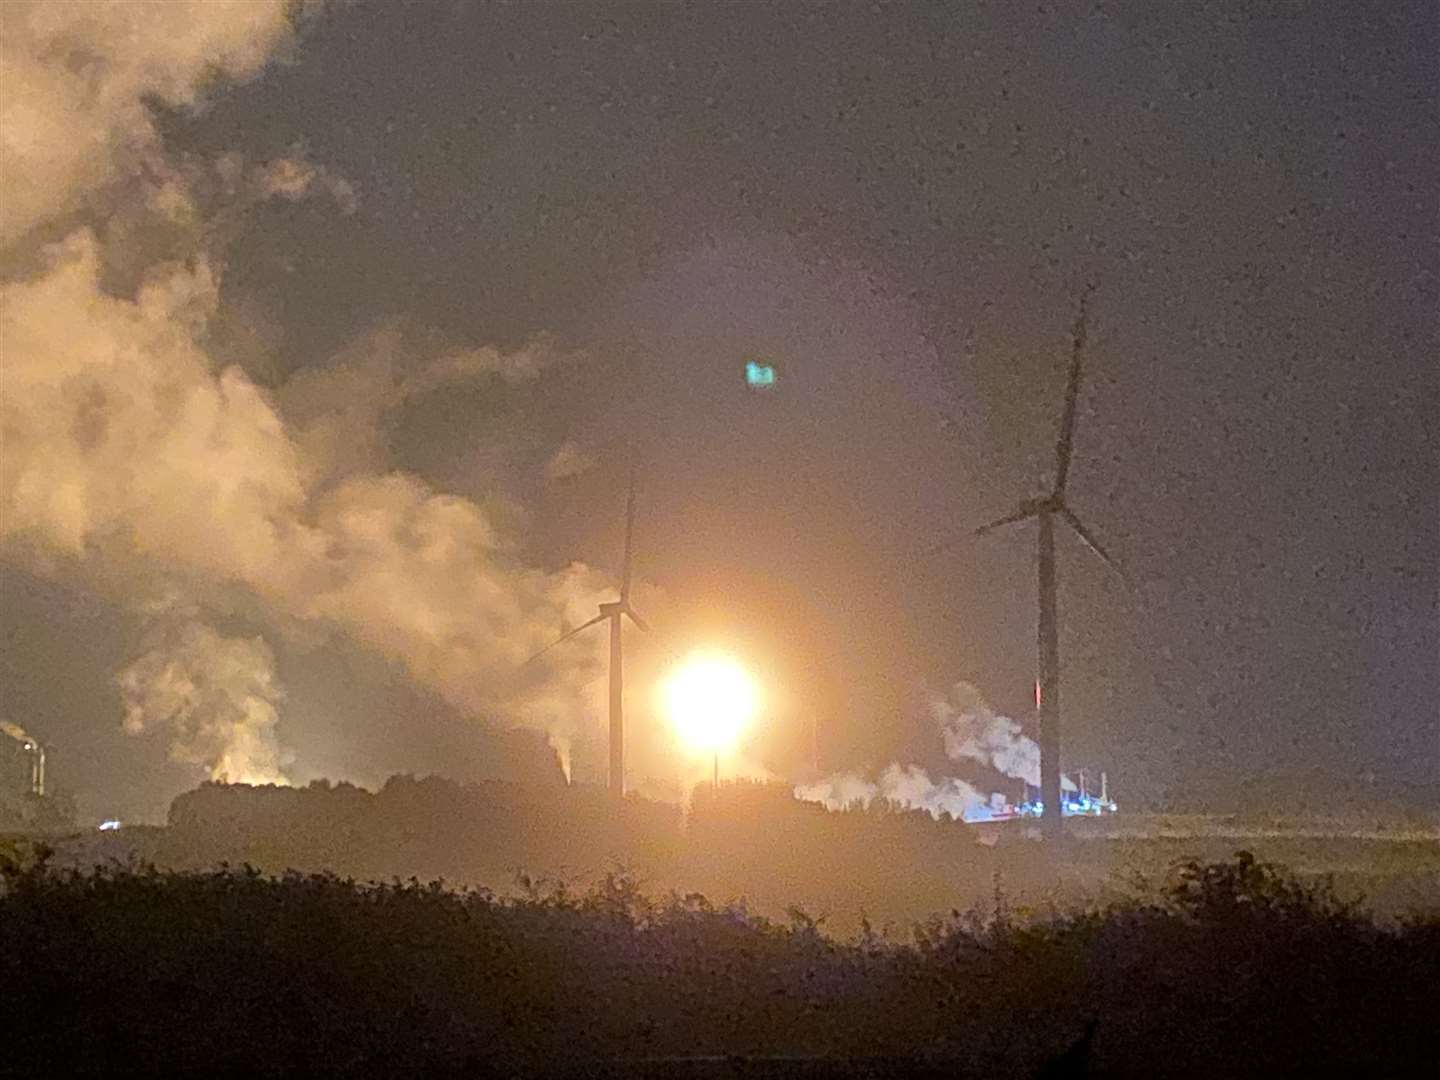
[974,504,1040,537]
[1054,285,1094,495]
[620,462,637,602]
[1059,506,1123,577]
[521,612,607,666]
[624,608,651,633]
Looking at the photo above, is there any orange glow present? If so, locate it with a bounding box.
[662,652,760,755]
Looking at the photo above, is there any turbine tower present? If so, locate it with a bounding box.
[974,288,1120,840]
[526,468,650,800]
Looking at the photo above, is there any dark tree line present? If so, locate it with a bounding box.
[98,776,1434,933]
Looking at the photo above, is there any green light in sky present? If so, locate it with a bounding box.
[746,360,776,388]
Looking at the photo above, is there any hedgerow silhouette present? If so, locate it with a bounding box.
[3,850,1435,1077]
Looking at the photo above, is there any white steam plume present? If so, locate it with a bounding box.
[544,441,597,482]
[118,622,287,785]
[550,734,573,784]
[795,764,985,820]
[930,681,1076,791]
[0,1,613,783]
[795,682,1075,822]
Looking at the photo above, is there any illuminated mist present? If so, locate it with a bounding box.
[0,2,619,787]
[796,682,1075,821]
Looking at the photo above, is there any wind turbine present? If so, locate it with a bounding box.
[526,468,650,800]
[974,288,1121,841]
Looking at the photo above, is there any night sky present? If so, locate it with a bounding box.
[2,1,1435,821]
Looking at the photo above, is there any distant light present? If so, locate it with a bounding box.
[745,360,776,389]
[98,819,122,831]
[663,652,760,754]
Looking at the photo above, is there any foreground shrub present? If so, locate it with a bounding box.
[2,854,1434,1077]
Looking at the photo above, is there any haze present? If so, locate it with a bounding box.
[1,0,1435,824]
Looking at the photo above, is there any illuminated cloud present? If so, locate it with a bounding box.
[795,764,986,821]
[0,0,612,784]
[545,442,597,482]
[119,620,288,786]
[794,681,1079,822]
[0,0,294,243]
[933,682,1077,792]
[397,333,579,399]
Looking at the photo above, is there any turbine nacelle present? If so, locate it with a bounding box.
[974,495,1118,574]
[599,599,651,632]
[524,463,650,667]
[520,459,650,799]
[1022,494,1062,516]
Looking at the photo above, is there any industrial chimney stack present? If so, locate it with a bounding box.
[2,720,47,798]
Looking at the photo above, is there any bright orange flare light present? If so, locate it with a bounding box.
[663,652,759,755]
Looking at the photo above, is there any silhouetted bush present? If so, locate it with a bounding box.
[3,852,1435,1077]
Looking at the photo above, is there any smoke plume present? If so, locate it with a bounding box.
[0,1,613,784]
[794,764,985,820]
[1,720,37,746]
[0,0,295,244]
[795,681,1074,822]
[545,442,597,482]
[930,681,1076,792]
[118,622,287,785]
